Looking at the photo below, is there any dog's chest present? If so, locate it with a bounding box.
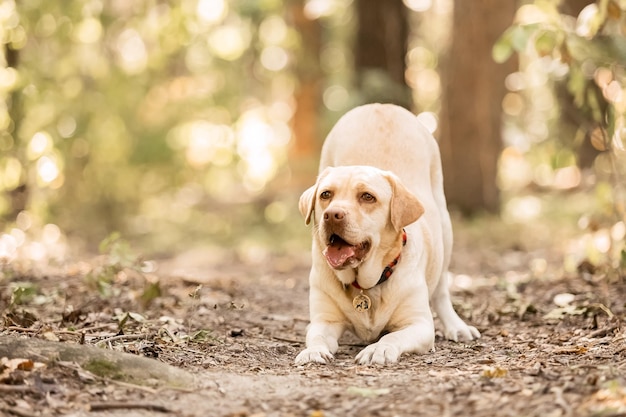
[342,289,390,341]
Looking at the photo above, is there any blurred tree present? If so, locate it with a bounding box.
[493,0,626,267]
[354,0,412,108]
[0,0,302,250]
[3,41,27,221]
[439,0,518,215]
[289,0,323,189]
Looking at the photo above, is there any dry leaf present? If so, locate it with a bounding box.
[543,305,587,320]
[553,293,575,307]
[0,357,46,382]
[2,357,34,371]
[42,331,60,341]
[481,366,508,378]
[554,345,588,355]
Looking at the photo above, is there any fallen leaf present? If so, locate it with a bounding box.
[1,357,42,372]
[553,293,575,307]
[543,305,587,320]
[554,345,588,355]
[42,331,60,341]
[481,366,508,378]
[0,357,46,383]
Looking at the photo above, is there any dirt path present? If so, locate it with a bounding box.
[1,229,625,417]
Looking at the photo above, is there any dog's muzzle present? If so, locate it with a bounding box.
[321,208,370,269]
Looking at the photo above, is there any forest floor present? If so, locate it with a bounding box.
[0,214,625,417]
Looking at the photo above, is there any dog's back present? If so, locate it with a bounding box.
[319,104,435,192]
[318,103,452,273]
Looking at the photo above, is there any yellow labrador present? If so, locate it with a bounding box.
[296,103,480,365]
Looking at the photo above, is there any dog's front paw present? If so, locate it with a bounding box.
[355,343,400,365]
[444,324,481,342]
[295,346,334,365]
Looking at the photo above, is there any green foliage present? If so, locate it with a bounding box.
[98,232,136,270]
[9,281,37,307]
[495,0,626,138]
[0,0,301,248]
[140,280,162,307]
[188,329,219,343]
[83,358,123,379]
[86,232,134,297]
[114,311,146,333]
[86,232,161,304]
[494,0,626,275]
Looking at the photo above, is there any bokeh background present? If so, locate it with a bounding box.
[0,0,624,273]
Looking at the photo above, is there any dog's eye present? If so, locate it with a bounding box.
[360,192,376,203]
[320,190,332,200]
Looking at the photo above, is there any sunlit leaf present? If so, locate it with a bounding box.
[576,4,602,38]
[494,24,544,64]
[534,30,559,57]
[511,25,536,51]
[10,282,38,306]
[493,35,515,64]
[128,312,146,322]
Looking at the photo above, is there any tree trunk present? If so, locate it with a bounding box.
[288,0,323,189]
[354,0,412,108]
[4,44,28,222]
[439,1,517,215]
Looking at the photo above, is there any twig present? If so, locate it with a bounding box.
[588,325,619,339]
[89,401,171,413]
[0,405,39,417]
[94,333,147,347]
[78,323,118,333]
[0,384,38,394]
[271,335,303,344]
[6,326,38,333]
[7,325,89,338]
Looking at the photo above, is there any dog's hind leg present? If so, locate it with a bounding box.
[431,271,480,341]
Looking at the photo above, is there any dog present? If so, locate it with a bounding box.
[295,103,480,365]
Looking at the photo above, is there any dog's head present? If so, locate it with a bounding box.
[299,166,424,270]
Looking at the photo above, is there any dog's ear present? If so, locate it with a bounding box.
[299,184,317,225]
[385,173,424,231]
[299,168,332,225]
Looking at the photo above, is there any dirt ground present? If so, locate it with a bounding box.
[1,219,625,417]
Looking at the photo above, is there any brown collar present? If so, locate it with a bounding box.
[351,229,407,290]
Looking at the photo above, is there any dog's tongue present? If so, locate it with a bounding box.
[323,237,356,269]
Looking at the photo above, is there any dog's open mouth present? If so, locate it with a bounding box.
[322,234,370,269]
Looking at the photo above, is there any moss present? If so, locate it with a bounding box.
[83,358,124,380]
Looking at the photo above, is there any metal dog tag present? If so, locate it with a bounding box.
[353,291,371,312]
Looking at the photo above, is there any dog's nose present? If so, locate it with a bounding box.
[324,208,345,223]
